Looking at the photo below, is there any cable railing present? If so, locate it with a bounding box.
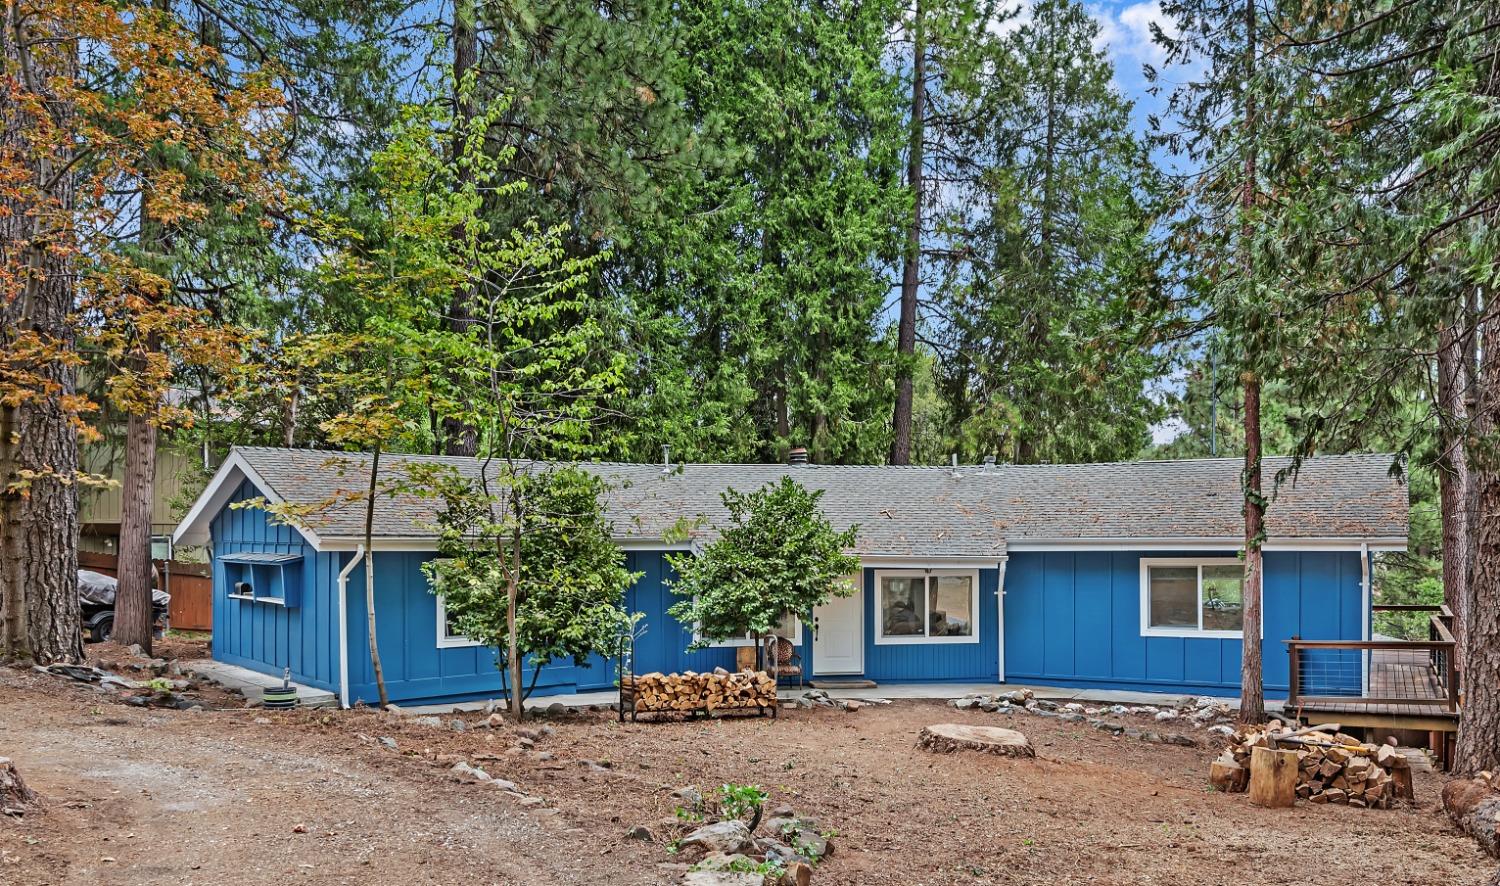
[1286,605,1459,714]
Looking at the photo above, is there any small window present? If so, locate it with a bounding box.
[875,570,978,644]
[435,596,481,649]
[1141,559,1248,637]
[705,611,803,647]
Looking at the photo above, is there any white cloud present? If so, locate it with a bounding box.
[1092,0,1177,68]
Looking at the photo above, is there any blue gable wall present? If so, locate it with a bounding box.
[211,479,342,691]
[1003,550,1366,695]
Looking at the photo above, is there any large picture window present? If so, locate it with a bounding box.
[1140,559,1249,637]
[875,570,979,644]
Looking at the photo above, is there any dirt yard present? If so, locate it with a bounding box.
[1,646,1495,885]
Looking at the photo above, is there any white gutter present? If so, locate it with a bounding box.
[1360,542,1371,696]
[336,545,366,709]
[996,555,1009,683]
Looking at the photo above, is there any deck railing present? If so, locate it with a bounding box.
[1285,605,1459,713]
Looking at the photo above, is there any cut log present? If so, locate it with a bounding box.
[1210,758,1249,793]
[1442,778,1500,858]
[917,724,1035,758]
[0,757,37,814]
[1248,746,1299,809]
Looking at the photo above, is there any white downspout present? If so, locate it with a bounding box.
[337,546,366,709]
[1360,542,1371,697]
[996,555,1009,684]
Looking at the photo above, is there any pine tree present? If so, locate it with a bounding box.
[935,0,1166,464]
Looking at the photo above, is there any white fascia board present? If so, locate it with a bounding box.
[171,452,327,552]
[1005,536,1406,553]
[855,554,1008,569]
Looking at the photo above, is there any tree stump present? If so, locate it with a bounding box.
[0,758,37,815]
[1442,778,1500,858]
[1248,746,1298,808]
[917,724,1034,758]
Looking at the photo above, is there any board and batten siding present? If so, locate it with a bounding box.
[211,479,342,691]
[1003,550,1366,695]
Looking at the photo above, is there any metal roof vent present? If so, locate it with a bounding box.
[950,453,961,479]
[788,447,809,465]
[661,444,672,474]
[983,455,996,473]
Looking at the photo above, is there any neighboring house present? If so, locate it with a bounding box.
[172,446,1408,708]
[80,445,203,557]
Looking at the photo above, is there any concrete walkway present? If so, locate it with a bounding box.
[182,657,1283,715]
[182,659,337,708]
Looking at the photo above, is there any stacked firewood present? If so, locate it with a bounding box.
[622,667,778,713]
[1209,722,1414,808]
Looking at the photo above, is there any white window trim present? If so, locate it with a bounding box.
[874,568,981,645]
[702,614,804,648]
[1138,557,1258,639]
[435,595,482,649]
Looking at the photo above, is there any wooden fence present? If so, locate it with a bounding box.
[78,551,213,632]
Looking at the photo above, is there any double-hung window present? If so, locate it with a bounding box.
[1140,558,1248,638]
[875,569,979,644]
[435,595,482,649]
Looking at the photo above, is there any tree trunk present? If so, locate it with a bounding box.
[1,403,28,661]
[364,445,389,707]
[508,524,524,720]
[0,6,83,665]
[1455,311,1500,775]
[443,0,480,457]
[114,410,159,651]
[889,0,924,466]
[1437,315,1471,669]
[1241,373,1265,722]
[1236,0,1264,726]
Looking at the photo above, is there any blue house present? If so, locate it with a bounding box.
[172,447,1408,708]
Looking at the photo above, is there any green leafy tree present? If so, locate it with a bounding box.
[668,477,859,676]
[421,466,642,702]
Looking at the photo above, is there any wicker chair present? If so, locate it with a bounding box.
[762,635,804,689]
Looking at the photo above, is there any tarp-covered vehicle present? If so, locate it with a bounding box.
[79,569,169,643]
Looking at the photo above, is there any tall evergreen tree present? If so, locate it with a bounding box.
[935,0,1166,464]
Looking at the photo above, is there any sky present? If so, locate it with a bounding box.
[1088,0,1177,135]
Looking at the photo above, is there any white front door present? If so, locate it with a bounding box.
[813,579,864,675]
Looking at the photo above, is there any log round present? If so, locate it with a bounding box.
[917,724,1034,758]
[1441,778,1500,858]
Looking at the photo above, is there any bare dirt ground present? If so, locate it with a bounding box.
[2,643,1495,886]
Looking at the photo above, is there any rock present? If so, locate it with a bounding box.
[951,696,982,709]
[1059,712,1086,723]
[786,827,831,860]
[1154,710,1177,722]
[126,643,144,656]
[487,713,505,728]
[545,702,567,716]
[1208,724,1235,736]
[1031,699,1059,712]
[917,723,1035,758]
[839,699,862,712]
[253,717,271,725]
[378,736,397,750]
[1062,702,1085,713]
[516,737,535,750]
[490,778,519,792]
[1002,689,1033,704]
[681,872,764,886]
[696,852,757,870]
[781,861,814,886]
[678,820,755,857]
[414,716,443,729]
[518,796,546,807]
[436,753,467,765]
[450,762,492,783]
[449,718,467,732]
[625,825,654,841]
[1108,704,1128,715]
[672,786,705,814]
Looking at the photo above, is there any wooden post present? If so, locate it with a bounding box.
[1248,746,1299,808]
[1286,639,1301,709]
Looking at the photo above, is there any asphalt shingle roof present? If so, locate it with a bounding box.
[225,447,1408,556]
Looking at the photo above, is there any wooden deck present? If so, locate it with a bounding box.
[1292,647,1460,732]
